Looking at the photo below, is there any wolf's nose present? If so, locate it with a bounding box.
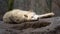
[37,17,40,20]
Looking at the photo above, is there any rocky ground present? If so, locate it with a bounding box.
[0,17,60,34]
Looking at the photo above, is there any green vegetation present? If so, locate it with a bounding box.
[8,0,14,11]
[46,0,52,12]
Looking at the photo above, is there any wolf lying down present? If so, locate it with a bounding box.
[3,9,54,24]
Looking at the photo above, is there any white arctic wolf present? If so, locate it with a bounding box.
[3,9,54,24]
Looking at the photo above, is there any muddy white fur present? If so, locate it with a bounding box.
[3,9,39,24]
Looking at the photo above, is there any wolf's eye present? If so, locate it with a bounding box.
[24,15,28,17]
[31,16,34,18]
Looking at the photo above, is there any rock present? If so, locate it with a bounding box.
[0,0,8,21]
[0,17,60,34]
